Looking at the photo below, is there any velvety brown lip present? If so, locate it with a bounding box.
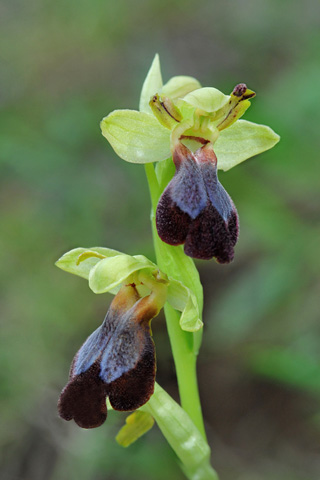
[156,142,239,262]
[58,285,159,429]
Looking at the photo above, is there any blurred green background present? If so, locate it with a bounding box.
[1,0,320,479]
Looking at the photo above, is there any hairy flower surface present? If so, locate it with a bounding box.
[156,142,238,262]
[56,247,205,428]
[58,283,164,428]
[101,55,279,262]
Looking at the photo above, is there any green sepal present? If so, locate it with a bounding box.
[182,87,230,113]
[55,247,121,279]
[56,246,202,333]
[167,279,203,332]
[161,75,201,100]
[214,119,280,171]
[100,110,171,164]
[88,254,156,294]
[116,411,155,447]
[139,54,163,114]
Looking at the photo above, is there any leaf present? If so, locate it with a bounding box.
[116,411,155,447]
[101,110,171,164]
[139,54,163,114]
[214,119,280,171]
[182,87,230,113]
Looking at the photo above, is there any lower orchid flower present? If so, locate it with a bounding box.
[58,283,164,428]
[56,247,203,428]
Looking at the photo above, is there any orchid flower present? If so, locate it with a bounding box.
[101,55,279,262]
[56,247,203,428]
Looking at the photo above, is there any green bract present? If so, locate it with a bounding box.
[101,54,280,171]
[141,383,218,480]
[114,382,219,479]
[55,247,202,332]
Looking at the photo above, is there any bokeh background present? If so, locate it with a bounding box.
[1,1,320,479]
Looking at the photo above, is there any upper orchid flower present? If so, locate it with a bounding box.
[101,55,279,262]
[156,141,239,262]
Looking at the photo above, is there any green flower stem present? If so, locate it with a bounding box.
[163,303,206,438]
[144,162,206,439]
[142,383,219,480]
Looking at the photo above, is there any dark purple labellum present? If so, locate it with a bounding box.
[156,142,239,263]
[58,285,158,429]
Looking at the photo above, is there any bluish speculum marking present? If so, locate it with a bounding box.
[195,144,235,223]
[170,144,207,219]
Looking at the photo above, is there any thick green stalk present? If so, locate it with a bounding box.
[163,303,205,437]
